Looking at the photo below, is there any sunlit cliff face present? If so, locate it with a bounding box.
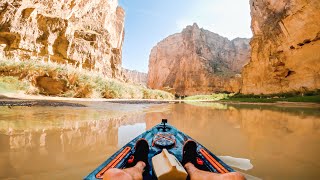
[147,0,320,95]
[0,0,125,78]
[147,23,250,96]
[242,0,320,94]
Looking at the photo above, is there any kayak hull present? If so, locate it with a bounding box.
[84,122,234,180]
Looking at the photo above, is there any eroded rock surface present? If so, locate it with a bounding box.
[123,68,147,86]
[242,0,320,94]
[148,23,250,96]
[0,0,125,78]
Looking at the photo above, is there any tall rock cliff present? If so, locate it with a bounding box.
[123,68,147,86]
[0,0,125,78]
[148,23,250,96]
[242,0,320,94]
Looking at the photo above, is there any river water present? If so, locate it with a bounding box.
[0,101,319,180]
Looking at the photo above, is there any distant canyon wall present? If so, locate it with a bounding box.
[0,0,125,79]
[123,69,147,86]
[242,0,320,94]
[148,23,250,96]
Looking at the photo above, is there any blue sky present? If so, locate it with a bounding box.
[119,0,252,73]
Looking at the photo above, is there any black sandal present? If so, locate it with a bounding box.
[128,139,150,168]
[182,140,197,166]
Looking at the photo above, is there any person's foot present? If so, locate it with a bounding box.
[182,140,198,166]
[133,139,149,167]
[184,163,246,180]
[104,162,146,180]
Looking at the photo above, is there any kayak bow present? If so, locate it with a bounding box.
[84,119,234,179]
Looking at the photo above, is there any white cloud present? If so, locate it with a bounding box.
[176,0,252,39]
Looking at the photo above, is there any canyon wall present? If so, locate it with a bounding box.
[0,0,125,79]
[123,68,147,86]
[148,23,250,96]
[242,0,320,94]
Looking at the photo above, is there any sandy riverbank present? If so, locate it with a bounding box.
[0,94,86,107]
[0,93,319,108]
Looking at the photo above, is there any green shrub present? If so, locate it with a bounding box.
[0,76,31,93]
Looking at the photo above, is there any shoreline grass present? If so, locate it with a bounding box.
[184,91,320,103]
[184,93,229,101]
[224,95,320,103]
[0,58,174,99]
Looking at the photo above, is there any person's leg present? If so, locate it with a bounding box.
[103,161,145,180]
[185,163,246,180]
[104,139,150,180]
[182,140,246,180]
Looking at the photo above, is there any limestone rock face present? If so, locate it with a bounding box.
[0,0,125,78]
[148,23,250,96]
[223,74,243,93]
[123,69,147,86]
[242,0,320,94]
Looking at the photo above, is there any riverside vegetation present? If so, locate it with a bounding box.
[1,56,317,103]
[184,92,320,103]
[0,58,174,100]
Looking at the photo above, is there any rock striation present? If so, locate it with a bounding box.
[148,23,250,96]
[242,0,320,94]
[123,68,147,86]
[0,0,125,78]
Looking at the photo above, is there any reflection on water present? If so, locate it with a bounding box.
[218,156,253,171]
[0,102,319,180]
[118,123,146,147]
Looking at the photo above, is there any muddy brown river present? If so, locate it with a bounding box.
[0,101,319,180]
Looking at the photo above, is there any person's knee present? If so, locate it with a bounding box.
[103,168,132,180]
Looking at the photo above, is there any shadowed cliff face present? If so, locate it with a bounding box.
[0,0,125,79]
[242,0,320,94]
[147,23,250,96]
